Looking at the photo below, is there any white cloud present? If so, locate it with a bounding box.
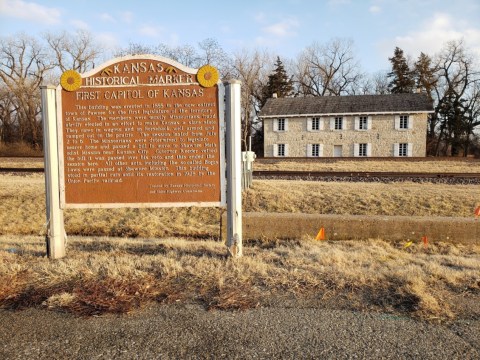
[369,5,381,14]
[262,18,299,38]
[120,11,133,24]
[138,25,163,38]
[99,13,115,23]
[254,11,266,23]
[70,19,89,30]
[0,0,60,24]
[169,33,179,46]
[328,0,351,5]
[379,12,480,60]
[95,32,119,52]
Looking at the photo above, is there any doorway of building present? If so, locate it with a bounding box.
[333,145,343,157]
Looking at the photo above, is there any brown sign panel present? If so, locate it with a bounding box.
[57,56,225,208]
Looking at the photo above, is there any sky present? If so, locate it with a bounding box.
[1,0,480,73]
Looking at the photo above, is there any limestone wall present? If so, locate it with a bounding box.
[263,113,428,157]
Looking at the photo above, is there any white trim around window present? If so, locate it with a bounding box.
[273,118,288,132]
[394,143,413,157]
[395,115,413,130]
[307,143,323,157]
[330,116,344,130]
[354,115,372,131]
[273,143,288,157]
[354,143,371,157]
[307,117,323,131]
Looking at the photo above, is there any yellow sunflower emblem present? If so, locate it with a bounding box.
[60,70,82,91]
[196,65,219,88]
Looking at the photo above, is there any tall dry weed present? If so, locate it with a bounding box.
[0,142,43,157]
[1,236,478,321]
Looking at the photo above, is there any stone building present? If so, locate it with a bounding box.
[259,93,434,157]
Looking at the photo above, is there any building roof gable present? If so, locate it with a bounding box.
[259,94,434,117]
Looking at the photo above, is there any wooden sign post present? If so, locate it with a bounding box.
[225,80,242,257]
[41,85,66,259]
[41,55,241,258]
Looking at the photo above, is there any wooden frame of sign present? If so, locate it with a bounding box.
[57,55,225,209]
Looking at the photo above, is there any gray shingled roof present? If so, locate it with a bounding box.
[259,93,434,117]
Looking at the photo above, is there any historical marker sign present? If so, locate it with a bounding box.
[57,56,225,208]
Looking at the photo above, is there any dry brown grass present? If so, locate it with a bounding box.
[1,174,479,238]
[0,174,223,237]
[245,180,480,217]
[0,142,43,157]
[2,157,479,173]
[255,158,480,173]
[0,157,44,168]
[1,168,479,321]
[0,236,478,321]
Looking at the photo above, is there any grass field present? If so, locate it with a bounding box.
[1,173,479,237]
[255,158,480,173]
[1,236,479,321]
[0,143,43,157]
[0,157,44,168]
[2,157,480,173]
[0,162,479,321]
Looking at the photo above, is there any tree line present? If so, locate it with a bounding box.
[1,30,479,156]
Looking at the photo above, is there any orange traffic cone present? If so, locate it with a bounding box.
[315,227,325,241]
[475,206,480,220]
[422,235,428,249]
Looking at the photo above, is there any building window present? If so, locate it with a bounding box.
[274,118,288,132]
[355,143,371,157]
[334,116,343,130]
[359,116,368,130]
[277,143,286,157]
[311,144,321,157]
[394,143,412,157]
[395,115,412,130]
[355,116,371,131]
[358,143,368,157]
[312,117,320,131]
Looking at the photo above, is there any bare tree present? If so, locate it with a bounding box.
[156,43,201,68]
[113,42,159,57]
[433,39,480,156]
[115,38,232,79]
[230,48,274,152]
[197,38,232,79]
[44,29,103,73]
[0,33,53,147]
[371,70,390,95]
[295,38,364,96]
[0,87,16,143]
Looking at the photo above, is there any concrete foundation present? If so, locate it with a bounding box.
[224,213,479,245]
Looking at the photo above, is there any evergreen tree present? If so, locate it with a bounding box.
[260,57,293,107]
[414,52,436,99]
[414,52,438,154]
[387,47,415,93]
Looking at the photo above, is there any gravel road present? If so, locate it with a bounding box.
[1,305,479,359]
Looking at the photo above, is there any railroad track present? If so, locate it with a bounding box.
[252,170,480,184]
[253,170,480,178]
[0,167,44,173]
